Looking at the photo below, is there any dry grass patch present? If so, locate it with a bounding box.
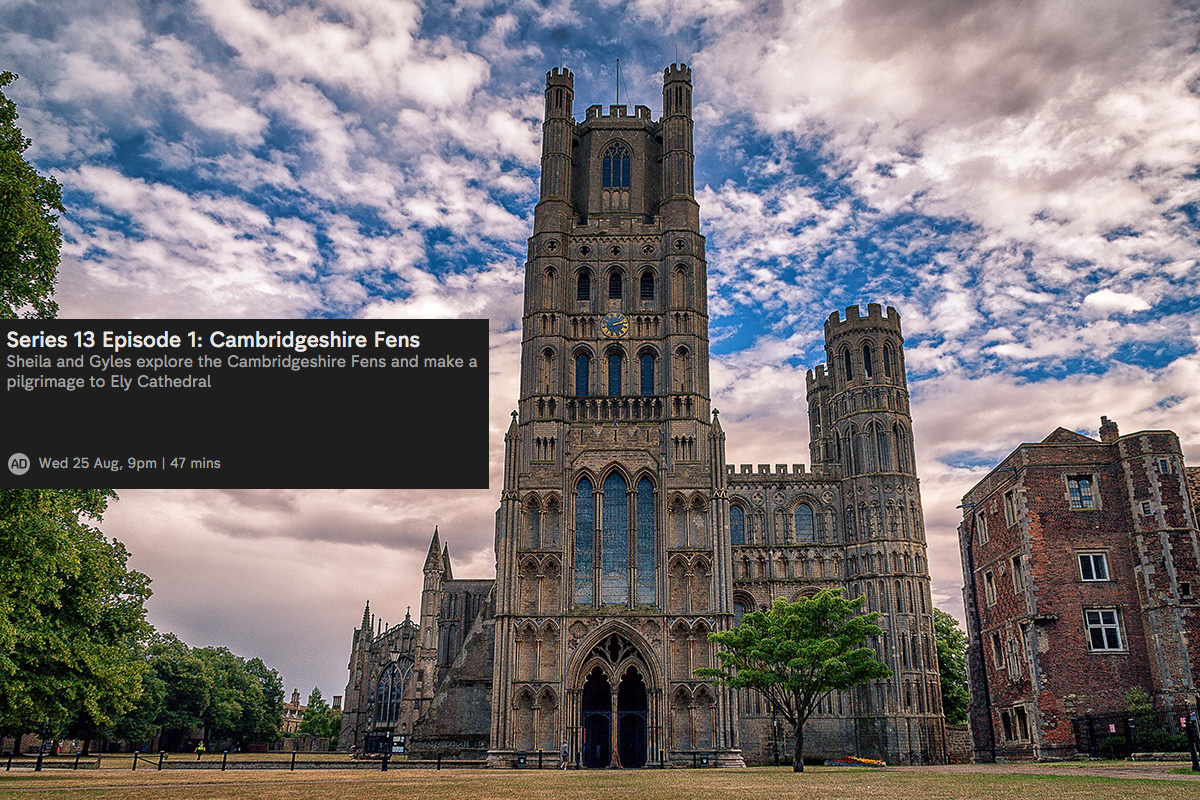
[1,765,1197,800]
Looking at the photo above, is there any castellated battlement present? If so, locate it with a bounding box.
[664,63,692,82]
[824,303,902,338]
[729,463,807,476]
[584,104,653,121]
[806,364,829,391]
[546,67,574,85]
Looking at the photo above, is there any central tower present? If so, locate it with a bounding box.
[488,64,743,767]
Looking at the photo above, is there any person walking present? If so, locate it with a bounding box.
[195,741,206,760]
[560,742,569,770]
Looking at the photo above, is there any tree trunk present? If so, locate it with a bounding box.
[793,723,804,772]
[81,737,91,756]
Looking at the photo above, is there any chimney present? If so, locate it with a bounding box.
[1099,416,1119,443]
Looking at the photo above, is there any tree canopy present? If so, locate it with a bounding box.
[698,590,890,771]
[933,609,969,725]
[0,72,62,319]
[296,687,341,743]
[0,490,152,738]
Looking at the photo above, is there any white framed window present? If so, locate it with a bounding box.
[1156,459,1170,474]
[984,570,997,606]
[1084,608,1124,651]
[1003,491,1017,526]
[1078,552,1109,582]
[1067,475,1096,509]
[1181,582,1193,601]
[1141,501,1152,516]
[977,513,989,544]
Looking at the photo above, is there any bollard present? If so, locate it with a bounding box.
[6,751,12,771]
[132,753,138,771]
[381,754,389,772]
[74,753,81,770]
[659,749,664,768]
[158,752,165,771]
[222,751,228,771]
[34,750,43,772]
[291,752,297,771]
[691,752,696,769]
[539,748,543,769]
[437,752,441,770]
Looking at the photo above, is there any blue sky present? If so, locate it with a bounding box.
[4,0,1199,699]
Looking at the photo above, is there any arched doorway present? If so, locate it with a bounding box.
[574,632,655,768]
[581,667,611,768]
[617,668,648,768]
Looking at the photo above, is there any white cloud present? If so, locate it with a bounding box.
[1083,288,1152,315]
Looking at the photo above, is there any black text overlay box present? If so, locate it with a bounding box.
[2,320,488,489]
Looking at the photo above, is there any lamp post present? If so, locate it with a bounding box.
[771,706,779,766]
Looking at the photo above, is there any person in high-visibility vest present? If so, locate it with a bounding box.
[195,741,206,760]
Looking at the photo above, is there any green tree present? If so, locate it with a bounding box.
[196,647,283,747]
[0,72,63,318]
[297,687,340,742]
[0,490,152,741]
[933,609,969,725]
[698,590,891,771]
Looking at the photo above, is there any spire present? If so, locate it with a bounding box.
[442,545,453,580]
[423,526,443,572]
[360,600,371,631]
[711,408,723,435]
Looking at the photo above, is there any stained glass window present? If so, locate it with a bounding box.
[640,352,655,395]
[730,505,745,546]
[795,504,815,542]
[602,143,631,188]
[575,353,590,396]
[575,478,594,604]
[608,351,623,396]
[602,473,629,605]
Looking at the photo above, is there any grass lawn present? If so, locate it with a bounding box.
[1,765,1198,800]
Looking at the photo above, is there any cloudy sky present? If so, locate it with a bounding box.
[4,0,1199,700]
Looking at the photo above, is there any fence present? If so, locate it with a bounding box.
[1073,710,1192,758]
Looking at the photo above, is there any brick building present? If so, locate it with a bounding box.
[959,417,1199,760]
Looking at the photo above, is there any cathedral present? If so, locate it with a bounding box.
[338,63,947,767]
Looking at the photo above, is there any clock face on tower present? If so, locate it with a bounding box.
[600,312,629,339]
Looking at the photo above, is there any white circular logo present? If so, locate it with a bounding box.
[8,453,31,476]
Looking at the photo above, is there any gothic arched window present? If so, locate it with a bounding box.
[601,473,630,605]
[374,659,411,724]
[883,343,894,378]
[574,477,595,604]
[730,505,745,546]
[576,270,591,301]
[863,343,874,378]
[640,351,656,396]
[794,504,815,543]
[608,350,624,396]
[609,270,623,299]
[575,352,590,396]
[602,142,631,188]
[640,271,655,300]
[841,348,853,383]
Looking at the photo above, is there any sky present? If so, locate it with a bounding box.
[3,0,1199,701]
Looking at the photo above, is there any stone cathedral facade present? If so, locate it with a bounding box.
[339,64,947,767]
